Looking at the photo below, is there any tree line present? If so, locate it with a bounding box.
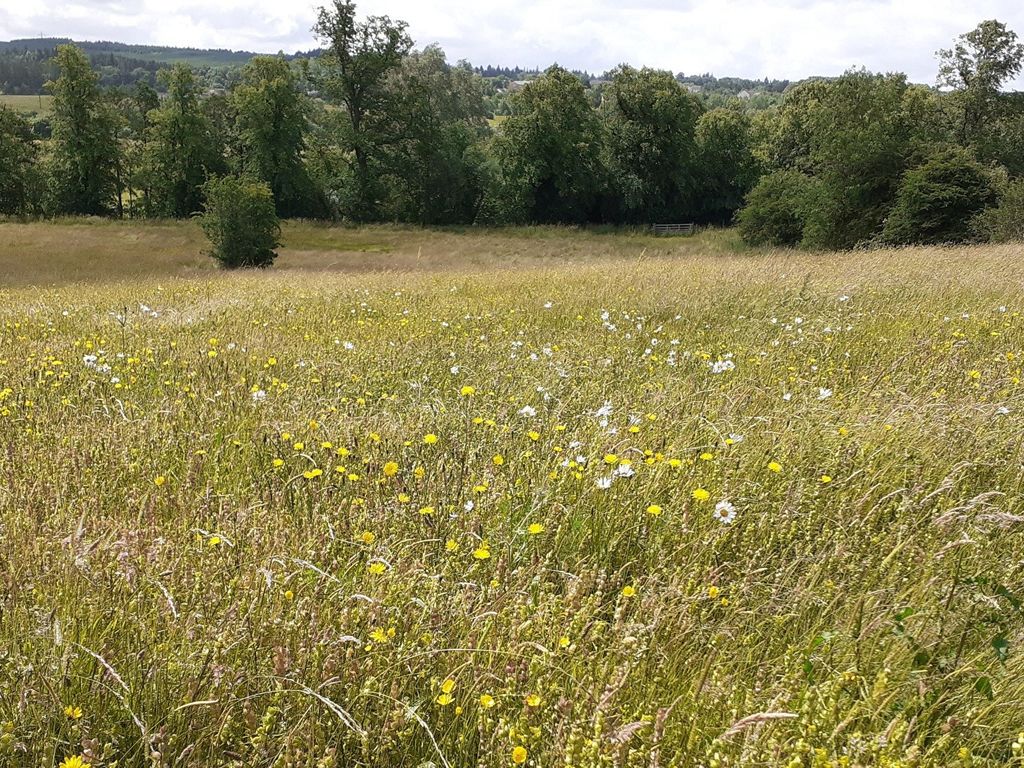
[0,47,167,95]
[1,2,1023,248]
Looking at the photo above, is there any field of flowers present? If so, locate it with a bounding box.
[2,238,1024,768]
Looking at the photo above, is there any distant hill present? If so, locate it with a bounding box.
[0,36,793,111]
[0,38,264,67]
[0,38,325,95]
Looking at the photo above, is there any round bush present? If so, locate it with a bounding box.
[881,150,998,246]
[201,176,281,269]
[736,170,814,247]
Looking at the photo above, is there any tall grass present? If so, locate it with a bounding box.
[0,234,1022,767]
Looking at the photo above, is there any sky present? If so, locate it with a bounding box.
[1,0,1023,86]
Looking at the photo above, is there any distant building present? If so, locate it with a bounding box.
[684,84,703,94]
[736,90,753,100]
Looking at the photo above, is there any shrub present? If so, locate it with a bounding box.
[973,179,1024,243]
[200,176,280,269]
[736,170,814,247]
[881,150,998,246]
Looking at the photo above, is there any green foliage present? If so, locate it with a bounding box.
[601,66,703,223]
[0,105,39,215]
[312,0,413,220]
[143,64,224,217]
[694,108,762,223]
[304,105,358,220]
[1,15,1022,242]
[373,46,489,225]
[737,169,815,247]
[46,44,120,215]
[801,72,935,249]
[200,176,280,268]
[881,150,998,245]
[938,19,1024,145]
[751,72,945,250]
[233,56,323,218]
[974,109,1024,177]
[973,178,1024,242]
[494,66,604,224]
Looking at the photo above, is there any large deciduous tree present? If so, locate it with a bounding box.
[779,71,935,249]
[312,0,412,220]
[373,46,489,225]
[491,66,604,224]
[600,66,703,223]
[47,44,120,216]
[233,56,322,218]
[143,65,223,217]
[694,108,762,224]
[938,19,1024,146]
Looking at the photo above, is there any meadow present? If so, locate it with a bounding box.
[0,94,53,116]
[1,222,1023,768]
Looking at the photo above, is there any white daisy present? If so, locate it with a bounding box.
[713,500,737,525]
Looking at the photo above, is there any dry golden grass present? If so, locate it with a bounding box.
[0,218,746,287]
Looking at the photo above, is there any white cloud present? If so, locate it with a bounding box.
[1,0,1022,85]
